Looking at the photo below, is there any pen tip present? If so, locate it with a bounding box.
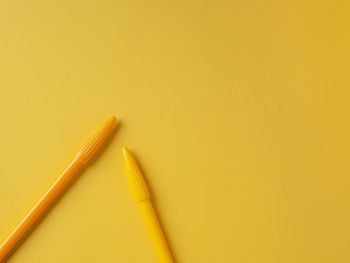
[122,146,129,154]
[122,146,132,164]
[106,116,117,127]
[121,146,151,202]
[78,116,117,164]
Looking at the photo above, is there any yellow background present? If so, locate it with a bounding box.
[0,1,350,262]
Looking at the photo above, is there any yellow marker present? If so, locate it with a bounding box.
[122,147,175,263]
[0,117,117,262]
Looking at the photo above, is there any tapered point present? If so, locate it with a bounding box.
[104,116,117,129]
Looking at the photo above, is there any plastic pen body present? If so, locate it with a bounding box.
[0,116,116,262]
[122,147,175,263]
[139,199,174,263]
[0,154,83,261]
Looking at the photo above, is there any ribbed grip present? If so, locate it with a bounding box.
[78,116,117,164]
[122,147,151,202]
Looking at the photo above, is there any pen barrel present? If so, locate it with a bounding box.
[0,154,84,262]
[139,200,175,263]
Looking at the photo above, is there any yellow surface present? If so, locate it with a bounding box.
[0,1,349,262]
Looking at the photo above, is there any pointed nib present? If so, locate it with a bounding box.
[122,146,151,202]
[122,146,130,161]
[104,116,117,129]
[78,116,117,164]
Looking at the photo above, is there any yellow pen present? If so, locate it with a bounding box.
[0,117,117,262]
[122,147,175,263]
